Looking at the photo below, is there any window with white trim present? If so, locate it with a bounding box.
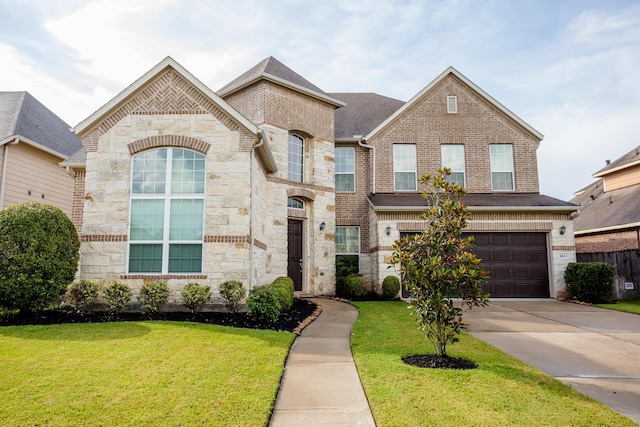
[335,226,360,274]
[393,144,417,191]
[335,146,355,192]
[288,134,304,182]
[128,148,205,273]
[490,144,515,191]
[441,145,466,187]
[447,96,458,113]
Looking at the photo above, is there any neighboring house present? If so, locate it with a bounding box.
[68,57,577,300]
[571,146,640,298]
[0,92,82,216]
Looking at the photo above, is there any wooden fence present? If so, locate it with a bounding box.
[577,250,640,300]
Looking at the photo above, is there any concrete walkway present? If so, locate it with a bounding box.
[463,299,640,424]
[269,298,375,427]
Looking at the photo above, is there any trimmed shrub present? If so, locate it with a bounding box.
[103,281,132,314]
[181,283,211,313]
[271,277,294,311]
[138,281,171,314]
[382,276,401,300]
[342,274,365,298]
[0,202,80,313]
[66,280,99,310]
[564,262,615,303]
[219,280,246,314]
[336,255,359,289]
[245,285,281,324]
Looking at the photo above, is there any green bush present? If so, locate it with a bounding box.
[219,280,246,314]
[336,255,359,289]
[138,281,171,314]
[181,283,211,313]
[103,281,132,314]
[245,285,281,324]
[0,202,80,313]
[382,276,401,300]
[342,274,366,298]
[271,277,294,311]
[564,262,615,303]
[65,280,99,310]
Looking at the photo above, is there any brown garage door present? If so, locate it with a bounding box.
[467,232,550,298]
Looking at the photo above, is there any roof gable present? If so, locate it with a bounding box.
[593,145,640,177]
[365,67,543,141]
[0,91,82,158]
[218,56,345,108]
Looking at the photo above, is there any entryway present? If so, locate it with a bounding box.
[287,219,303,291]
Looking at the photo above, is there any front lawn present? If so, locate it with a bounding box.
[596,297,640,315]
[351,301,636,426]
[0,321,294,426]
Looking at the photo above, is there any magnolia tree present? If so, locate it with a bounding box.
[390,169,489,357]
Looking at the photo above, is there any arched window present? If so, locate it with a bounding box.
[288,134,304,182]
[287,198,304,209]
[128,148,205,273]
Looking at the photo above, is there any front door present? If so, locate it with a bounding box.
[287,219,303,291]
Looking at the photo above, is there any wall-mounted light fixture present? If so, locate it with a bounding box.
[386,225,392,236]
[319,221,326,231]
[559,225,566,235]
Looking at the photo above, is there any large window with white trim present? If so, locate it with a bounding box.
[128,148,205,273]
[335,146,355,192]
[441,144,466,187]
[288,134,304,182]
[490,144,515,191]
[393,144,417,191]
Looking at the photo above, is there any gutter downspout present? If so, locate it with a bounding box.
[356,136,376,194]
[0,138,19,209]
[249,131,266,289]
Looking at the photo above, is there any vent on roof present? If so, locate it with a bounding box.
[447,96,457,114]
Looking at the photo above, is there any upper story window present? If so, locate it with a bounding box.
[447,96,458,113]
[393,144,417,191]
[129,148,205,274]
[287,198,304,209]
[335,146,355,192]
[441,145,466,187]
[490,144,515,191]
[288,134,304,182]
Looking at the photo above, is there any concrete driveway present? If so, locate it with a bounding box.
[463,299,640,424]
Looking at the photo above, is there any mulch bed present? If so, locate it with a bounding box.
[402,354,478,370]
[0,298,318,333]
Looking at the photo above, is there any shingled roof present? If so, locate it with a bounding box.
[0,91,82,158]
[571,182,640,233]
[218,57,344,107]
[329,93,405,140]
[370,193,577,211]
[593,145,640,177]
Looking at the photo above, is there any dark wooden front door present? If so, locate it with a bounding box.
[287,219,303,291]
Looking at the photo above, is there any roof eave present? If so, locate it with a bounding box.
[218,73,346,108]
[1,135,67,159]
[575,221,640,236]
[74,57,260,137]
[372,205,579,213]
[592,159,640,178]
[365,66,544,141]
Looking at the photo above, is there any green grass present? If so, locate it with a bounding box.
[0,321,295,426]
[351,301,636,426]
[596,297,640,315]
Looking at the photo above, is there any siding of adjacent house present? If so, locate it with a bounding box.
[602,164,640,192]
[1,143,74,215]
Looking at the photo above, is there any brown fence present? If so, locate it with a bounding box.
[577,250,640,300]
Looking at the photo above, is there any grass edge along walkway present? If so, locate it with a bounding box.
[0,321,295,427]
[596,297,640,315]
[350,301,636,427]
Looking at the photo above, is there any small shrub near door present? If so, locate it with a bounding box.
[271,277,294,311]
[564,262,615,303]
[219,280,246,314]
[65,280,99,311]
[245,285,281,324]
[382,276,401,300]
[342,274,366,298]
[103,281,133,314]
[138,281,171,314]
[181,283,211,313]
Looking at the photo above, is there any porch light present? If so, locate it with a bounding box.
[319,221,326,231]
[386,225,391,236]
[559,225,566,235]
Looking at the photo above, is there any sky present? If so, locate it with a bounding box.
[1,0,639,202]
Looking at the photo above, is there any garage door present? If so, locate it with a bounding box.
[468,232,550,298]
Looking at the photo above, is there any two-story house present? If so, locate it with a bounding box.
[67,56,577,300]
